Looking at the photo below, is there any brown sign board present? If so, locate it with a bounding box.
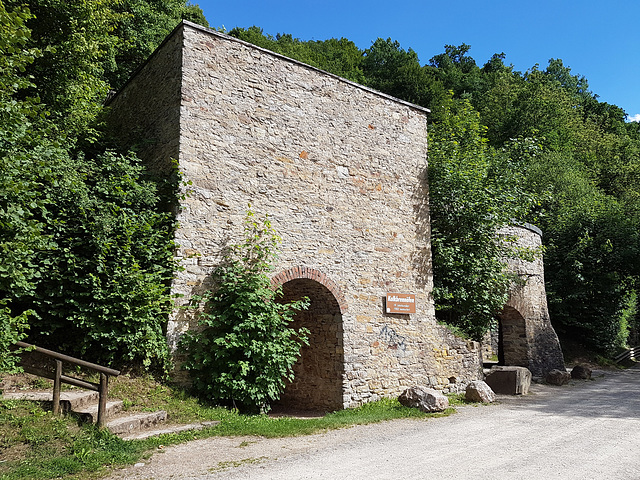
[386,293,416,314]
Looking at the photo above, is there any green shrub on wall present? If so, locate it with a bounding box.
[179,208,309,413]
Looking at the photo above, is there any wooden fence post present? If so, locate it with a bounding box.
[98,373,108,428]
[52,360,62,415]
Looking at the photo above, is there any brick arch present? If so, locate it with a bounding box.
[271,267,348,313]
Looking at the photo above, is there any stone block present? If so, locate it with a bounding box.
[571,364,592,380]
[485,366,532,395]
[398,386,449,413]
[465,380,496,403]
[545,369,571,386]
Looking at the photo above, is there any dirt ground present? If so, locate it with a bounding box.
[105,365,640,480]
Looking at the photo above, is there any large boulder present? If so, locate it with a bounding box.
[485,366,532,395]
[398,386,449,413]
[465,380,496,403]
[571,365,592,380]
[546,369,571,386]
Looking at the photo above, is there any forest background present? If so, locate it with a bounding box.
[1,0,639,375]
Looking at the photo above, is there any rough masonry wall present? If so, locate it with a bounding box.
[106,29,184,175]
[278,279,344,411]
[499,225,565,376]
[109,22,482,408]
[173,24,482,406]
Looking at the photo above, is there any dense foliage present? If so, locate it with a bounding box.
[0,0,206,373]
[428,97,538,339]
[0,2,47,372]
[179,210,309,413]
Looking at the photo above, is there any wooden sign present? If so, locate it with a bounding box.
[386,293,416,314]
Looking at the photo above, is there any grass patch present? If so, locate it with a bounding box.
[0,400,147,480]
[1,375,471,480]
[108,374,227,423]
[212,397,447,438]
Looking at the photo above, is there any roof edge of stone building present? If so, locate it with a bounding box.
[109,20,431,116]
[106,20,188,106]
[511,222,543,238]
[181,21,430,115]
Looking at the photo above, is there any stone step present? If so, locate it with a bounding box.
[74,400,124,424]
[2,390,176,437]
[106,410,168,436]
[118,420,221,441]
[2,390,99,412]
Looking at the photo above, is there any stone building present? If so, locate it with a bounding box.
[496,225,565,376]
[107,21,562,410]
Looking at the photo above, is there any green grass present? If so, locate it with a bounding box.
[0,375,473,480]
[0,400,146,480]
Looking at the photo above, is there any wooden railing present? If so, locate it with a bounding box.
[614,346,640,364]
[15,341,120,427]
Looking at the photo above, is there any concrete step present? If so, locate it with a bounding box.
[106,410,168,436]
[2,390,99,412]
[118,420,221,441]
[2,390,177,437]
[2,391,54,402]
[74,400,124,424]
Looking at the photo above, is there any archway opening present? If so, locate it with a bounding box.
[273,278,344,413]
[496,306,529,368]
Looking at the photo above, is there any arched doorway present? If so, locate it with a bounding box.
[497,306,530,368]
[272,269,345,412]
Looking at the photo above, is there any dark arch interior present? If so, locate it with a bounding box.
[273,278,344,412]
[497,306,530,368]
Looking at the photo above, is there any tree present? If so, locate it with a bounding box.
[107,0,208,89]
[228,27,365,83]
[428,95,536,340]
[362,37,444,109]
[0,0,195,373]
[429,43,483,101]
[0,1,47,372]
[180,209,309,413]
[4,0,118,140]
[525,151,640,354]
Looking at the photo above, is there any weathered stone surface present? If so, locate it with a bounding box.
[105,20,570,410]
[398,386,449,413]
[485,366,532,395]
[571,365,592,380]
[465,380,496,403]
[106,21,486,409]
[495,225,566,377]
[107,411,168,435]
[545,369,571,386]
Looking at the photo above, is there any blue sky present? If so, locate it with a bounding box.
[196,0,640,121]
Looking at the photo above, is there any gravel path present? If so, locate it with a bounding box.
[106,366,640,480]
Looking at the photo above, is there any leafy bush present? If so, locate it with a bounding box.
[22,150,176,373]
[180,208,309,413]
[0,2,47,373]
[0,303,31,373]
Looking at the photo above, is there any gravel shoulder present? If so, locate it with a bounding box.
[106,366,640,480]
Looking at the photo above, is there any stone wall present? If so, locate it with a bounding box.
[498,225,565,376]
[277,278,344,411]
[108,21,483,409]
[107,29,183,175]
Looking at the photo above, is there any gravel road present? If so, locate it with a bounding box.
[107,366,640,480]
